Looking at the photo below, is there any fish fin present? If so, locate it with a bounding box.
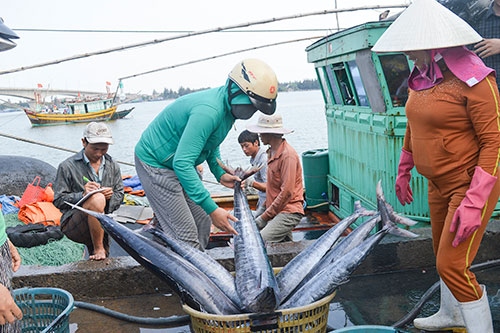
[353,200,377,216]
[380,193,418,227]
[140,217,158,232]
[388,227,419,238]
[375,183,416,238]
[216,157,235,175]
[240,163,264,181]
[389,211,418,227]
[227,238,235,251]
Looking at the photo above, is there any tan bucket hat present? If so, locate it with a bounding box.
[246,114,293,135]
[372,0,482,52]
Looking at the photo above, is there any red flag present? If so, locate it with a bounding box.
[106,81,111,86]
[37,83,43,88]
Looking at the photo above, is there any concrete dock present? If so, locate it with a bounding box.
[13,222,500,300]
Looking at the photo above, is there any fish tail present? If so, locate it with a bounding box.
[353,200,377,217]
[376,181,418,238]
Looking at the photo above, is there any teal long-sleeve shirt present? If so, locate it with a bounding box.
[135,85,235,214]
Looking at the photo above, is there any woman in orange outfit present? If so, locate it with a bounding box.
[373,1,500,332]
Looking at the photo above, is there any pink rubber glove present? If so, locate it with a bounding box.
[395,149,414,206]
[450,166,497,248]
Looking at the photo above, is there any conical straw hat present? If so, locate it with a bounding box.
[372,0,482,52]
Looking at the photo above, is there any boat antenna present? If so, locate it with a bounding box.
[111,80,121,105]
[0,4,408,76]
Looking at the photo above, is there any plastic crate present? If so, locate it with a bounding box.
[14,287,74,333]
[183,291,335,333]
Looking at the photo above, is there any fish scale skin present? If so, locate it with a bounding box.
[147,228,242,309]
[71,205,240,315]
[276,212,362,302]
[280,230,387,309]
[292,214,381,296]
[233,182,280,313]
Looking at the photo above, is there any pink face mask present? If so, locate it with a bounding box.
[408,52,443,91]
[407,47,495,91]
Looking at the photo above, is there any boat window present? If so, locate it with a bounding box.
[347,61,370,107]
[87,101,105,113]
[316,67,332,105]
[378,54,411,107]
[325,65,342,105]
[73,104,85,114]
[333,64,356,106]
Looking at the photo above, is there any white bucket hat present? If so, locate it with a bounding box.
[83,122,114,144]
[246,114,293,135]
[372,0,482,52]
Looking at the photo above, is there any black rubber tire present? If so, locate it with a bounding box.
[7,224,63,248]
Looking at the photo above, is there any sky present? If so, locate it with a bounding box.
[0,0,409,95]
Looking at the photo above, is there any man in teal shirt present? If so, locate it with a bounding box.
[135,59,278,250]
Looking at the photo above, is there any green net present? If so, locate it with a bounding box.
[4,214,84,266]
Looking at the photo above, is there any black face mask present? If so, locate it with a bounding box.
[231,103,258,120]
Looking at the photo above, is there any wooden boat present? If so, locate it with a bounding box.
[208,193,342,248]
[23,96,134,126]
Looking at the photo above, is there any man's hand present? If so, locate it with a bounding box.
[100,187,113,200]
[209,207,238,235]
[219,173,241,189]
[8,240,20,272]
[474,38,500,58]
[0,284,22,325]
[241,178,255,190]
[83,181,101,195]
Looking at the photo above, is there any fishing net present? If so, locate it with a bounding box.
[3,213,84,266]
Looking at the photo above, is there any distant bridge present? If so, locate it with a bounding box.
[0,88,105,100]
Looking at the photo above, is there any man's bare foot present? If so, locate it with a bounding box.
[89,249,106,260]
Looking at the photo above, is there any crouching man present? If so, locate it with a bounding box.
[54,122,124,260]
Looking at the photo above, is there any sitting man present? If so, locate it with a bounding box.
[247,114,304,242]
[53,122,124,260]
[238,130,267,217]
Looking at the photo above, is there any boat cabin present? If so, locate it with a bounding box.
[66,98,114,115]
[306,21,500,228]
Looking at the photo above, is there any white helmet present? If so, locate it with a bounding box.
[228,59,278,115]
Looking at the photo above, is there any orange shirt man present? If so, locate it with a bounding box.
[247,114,304,242]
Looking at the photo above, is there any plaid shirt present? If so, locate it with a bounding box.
[475,4,500,88]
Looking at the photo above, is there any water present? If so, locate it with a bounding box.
[67,265,500,332]
[0,90,326,193]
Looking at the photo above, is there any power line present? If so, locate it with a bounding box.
[0,4,407,76]
[13,28,341,33]
[119,36,322,81]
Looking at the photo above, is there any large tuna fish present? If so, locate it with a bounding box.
[144,225,242,309]
[276,201,377,301]
[218,160,281,313]
[67,204,240,315]
[283,181,418,304]
[280,228,389,309]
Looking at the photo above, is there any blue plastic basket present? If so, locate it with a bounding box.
[13,287,74,333]
[333,325,407,332]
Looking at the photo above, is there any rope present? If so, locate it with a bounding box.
[0,131,135,167]
[0,131,226,186]
[13,28,342,34]
[119,36,321,81]
[0,4,407,76]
